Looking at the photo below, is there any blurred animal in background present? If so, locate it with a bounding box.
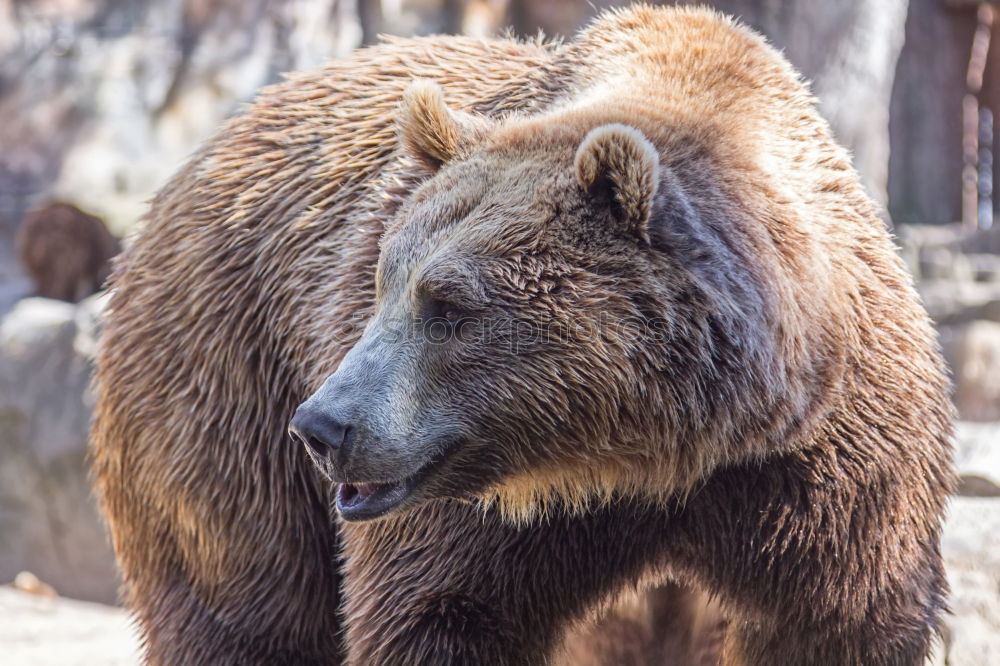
[16,201,119,302]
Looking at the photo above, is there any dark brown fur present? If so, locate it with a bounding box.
[16,201,118,301]
[92,6,954,666]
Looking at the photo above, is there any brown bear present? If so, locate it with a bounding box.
[16,201,119,302]
[92,6,954,666]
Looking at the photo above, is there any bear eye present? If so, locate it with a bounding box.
[427,299,462,325]
[422,298,469,343]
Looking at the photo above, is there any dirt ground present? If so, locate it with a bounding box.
[0,586,139,665]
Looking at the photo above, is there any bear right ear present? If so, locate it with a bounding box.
[398,81,491,172]
[575,124,660,243]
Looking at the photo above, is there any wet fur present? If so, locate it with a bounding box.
[91,34,562,665]
[92,6,954,666]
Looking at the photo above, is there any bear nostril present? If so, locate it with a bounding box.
[302,433,330,456]
[288,407,350,456]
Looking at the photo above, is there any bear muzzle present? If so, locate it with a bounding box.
[289,396,462,521]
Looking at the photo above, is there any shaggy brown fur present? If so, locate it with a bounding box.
[16,201,118,301]
[91,34,564,666]
[92,5,954,666]
[329,7,954,665]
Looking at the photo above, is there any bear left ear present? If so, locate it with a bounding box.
[398,80,492,172]
[575,124,660,242]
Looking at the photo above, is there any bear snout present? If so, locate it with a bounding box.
[288,402,353,463]
[289,378,416,487]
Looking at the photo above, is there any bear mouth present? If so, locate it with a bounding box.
[335,444,458,521]
[336,477,418,521]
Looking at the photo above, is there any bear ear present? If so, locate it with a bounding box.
[398,80,491,172]
[575,124,660,242]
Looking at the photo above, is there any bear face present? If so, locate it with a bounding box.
[291,82,793,522]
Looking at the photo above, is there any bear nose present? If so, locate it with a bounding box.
[288,404,351,457]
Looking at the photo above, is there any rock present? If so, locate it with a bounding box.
[969,254,1000,283]
[939,321,1000,421]
[0,275,30,320]
[931,298,1000,328]
[954,422,1000,496]
[897,224,1000,328]
[0,296,118,603]
[940,496,1000,665]
[957,475,1000,497]
[14,570,58,598]
[982,300,1000,323]
[919,281,1000,326]
[75,291,110,359]
[0,586,138,665]
[920,247,974,282]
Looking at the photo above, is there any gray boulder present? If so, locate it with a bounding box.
[0,585,138,665]
[0,294,118,603]
[954,422,1000,497]
[940,496,1000,665]
[940,321,1000,422]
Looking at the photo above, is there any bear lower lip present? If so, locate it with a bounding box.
[335,442,461,521]
[336,479,412,521]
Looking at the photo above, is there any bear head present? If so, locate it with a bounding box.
[290,81,787,522]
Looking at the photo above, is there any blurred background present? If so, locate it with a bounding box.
[1,1,999,664]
